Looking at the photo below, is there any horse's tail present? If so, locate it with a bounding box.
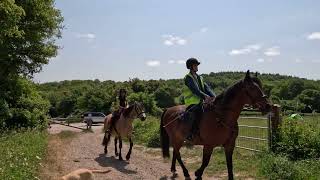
[160,109,170,158]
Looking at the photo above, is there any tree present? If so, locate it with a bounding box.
[0,0,63,129]
[298,89,320,112]
[154,87,176,108]
[0,0,63,78]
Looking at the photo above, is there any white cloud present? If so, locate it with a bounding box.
[229,44,261,56]
[177,60,185,64]
[200,27,208,33]
[162,35,187,46]
[307,32,320,40]
[264,46,280,56]
[146,60,160,67]
[257,58,265,63]
[168,60,175,64]
[167,60,185,64]
[75,33,96,39]
[164,40,174,46]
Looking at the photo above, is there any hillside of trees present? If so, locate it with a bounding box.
[37,71,320,118]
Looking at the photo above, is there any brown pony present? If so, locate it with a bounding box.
[102,102,146,161]
[160,71,271,180]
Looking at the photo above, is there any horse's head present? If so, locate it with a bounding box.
[132,101,146,121]
[242,70,272,114]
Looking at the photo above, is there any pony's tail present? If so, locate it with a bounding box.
[160,109,170,158]
[102,132,110,146]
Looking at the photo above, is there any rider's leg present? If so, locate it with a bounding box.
[186,104,203,141]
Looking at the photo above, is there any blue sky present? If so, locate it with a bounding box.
[34,0,320,83]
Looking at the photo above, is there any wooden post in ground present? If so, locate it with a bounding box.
[269,104,281,152]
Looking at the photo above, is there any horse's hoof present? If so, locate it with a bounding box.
[119,157,123,161]
[115,152,119,157]
[126,155,130,161]
[195,177,202,180]
[170,168,176,173]
[104,150,108,154]
[195,170,202,177]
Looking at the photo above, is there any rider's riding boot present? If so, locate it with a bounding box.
[186,114,200,142]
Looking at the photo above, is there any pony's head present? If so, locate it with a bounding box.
[132,101,146,121]
[242,70,271,114]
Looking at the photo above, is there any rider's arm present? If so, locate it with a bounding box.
[185,76,208,99]
[204,82,216,97]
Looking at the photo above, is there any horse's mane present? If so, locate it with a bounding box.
[212,77,262,106]
[213,80,244,106]
[123,104,134,117]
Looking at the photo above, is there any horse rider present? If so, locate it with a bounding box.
[108,88,128,133]
[183,58,216,141]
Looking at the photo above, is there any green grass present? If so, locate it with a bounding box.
[0,130,48,180]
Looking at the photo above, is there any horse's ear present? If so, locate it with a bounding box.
[245,70,251,81]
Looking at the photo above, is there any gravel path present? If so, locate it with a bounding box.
[41,123,230,180]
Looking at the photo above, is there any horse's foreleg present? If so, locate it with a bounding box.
[195,146,213,180]
[126,137,133,160]
[102,132,111,154]
[118,137,123,161]
[114,137,118,156]
[224,145,235,180]
[175,148,190,178]
[170,149,177,173]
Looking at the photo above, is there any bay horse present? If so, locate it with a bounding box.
[102,101,146,161]
[160,71,271,180]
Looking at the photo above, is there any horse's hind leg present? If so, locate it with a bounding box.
[126,137,133,160]
[174,148,190,178]
[170,149,177,173]
[195,146,213,180]
[114,137,118,156]
[114,137,119,156]
[118,137,123,161]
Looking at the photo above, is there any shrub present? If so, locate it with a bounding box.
[133,116,161,147]
[274,118,320,160]
[258,153,320,179]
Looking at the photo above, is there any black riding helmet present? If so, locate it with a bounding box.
[186,58,200,69]
[119,88,127,96]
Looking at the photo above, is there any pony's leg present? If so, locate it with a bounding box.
[102,132,111,154]
[114,137,118,156]
[195,146,213,180]
[174,148,190,178]
[224,145,235,180]
[118,137,123,161]
[126,137,133,160]
[170,149,177,173]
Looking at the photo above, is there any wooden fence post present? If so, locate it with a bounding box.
[269,104,281,152]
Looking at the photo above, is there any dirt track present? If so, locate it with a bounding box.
[40,123,229,180]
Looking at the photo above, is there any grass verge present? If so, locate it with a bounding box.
[0,130,48,180]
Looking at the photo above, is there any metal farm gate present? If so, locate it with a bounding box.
[236,115,271,152]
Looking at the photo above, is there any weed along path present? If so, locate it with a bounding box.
[40,123,244,180]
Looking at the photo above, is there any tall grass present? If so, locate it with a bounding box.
[0,130,48,180]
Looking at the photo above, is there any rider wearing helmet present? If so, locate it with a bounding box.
[184,58,216,141]
[108,88,128,133]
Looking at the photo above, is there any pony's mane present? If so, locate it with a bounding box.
[214,80,244,106]
[123,104,134,117]
[212,77,262,106]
